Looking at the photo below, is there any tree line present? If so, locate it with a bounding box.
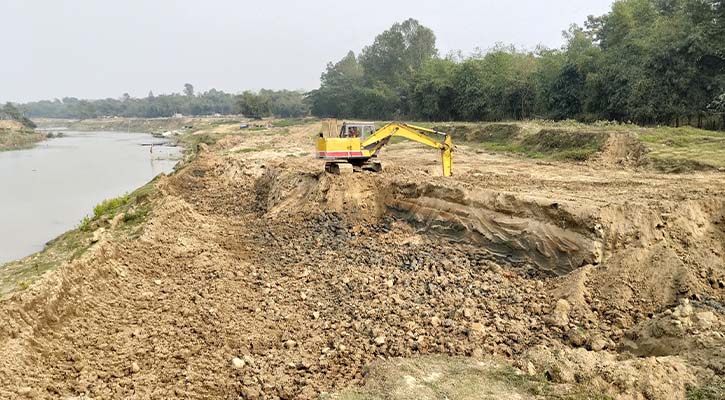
[18,85,309,120]
[12,0,724,128]
[307,0,725,129]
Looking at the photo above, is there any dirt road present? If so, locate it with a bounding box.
[0,121,723,399]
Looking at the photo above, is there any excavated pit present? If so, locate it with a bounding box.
[250,165,606,277]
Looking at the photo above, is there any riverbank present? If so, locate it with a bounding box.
[0,130,181,294]
[0,120,44,151]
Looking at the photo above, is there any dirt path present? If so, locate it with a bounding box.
[0,122,723,399]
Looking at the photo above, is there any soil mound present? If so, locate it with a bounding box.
[598,132,649,166]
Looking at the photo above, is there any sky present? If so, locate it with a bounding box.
[0,0,614,103]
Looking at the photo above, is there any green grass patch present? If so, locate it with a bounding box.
[687,382,725,400]
[638,126,725,170]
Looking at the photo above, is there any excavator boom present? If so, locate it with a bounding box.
[361,122,452,176]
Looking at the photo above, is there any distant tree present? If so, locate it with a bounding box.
[147,91,155,99]
[306,51,365,117]
[235,91,270,119]
[184,83,195,97]
[410,58,457,120]
[260,89,310,118]
[359,18,438,86]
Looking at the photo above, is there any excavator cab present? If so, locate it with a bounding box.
[339,122,375,139]
[316,118,453,176]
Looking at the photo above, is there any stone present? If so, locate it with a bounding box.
[430,316,441,327]
[312,311,320,320]
[694,311,717,329]
[566,328,587,347]
[374,336,386,345]
[241,387,261,400]
[231,357,245,369]
[589,336,607,351]
[548,299,571,328]
[469,322,485,334]
[131,362,140,373]
[17,387,32,396]
[284,340,297,349]
[91,227,105,244]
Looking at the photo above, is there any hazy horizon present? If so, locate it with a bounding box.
[1,0,614,103]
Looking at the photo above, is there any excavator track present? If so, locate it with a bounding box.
[325,161,354,175]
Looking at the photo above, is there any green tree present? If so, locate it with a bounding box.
[410,58,458,120]
[359,18,438,87]
[235,91,270,119]
[183,83,195,97]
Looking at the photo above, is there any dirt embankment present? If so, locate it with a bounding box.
[0,122,723,399]
[0,119,44,151]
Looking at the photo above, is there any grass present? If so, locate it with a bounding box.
[0,128,45,151]
[638,126,725,170]
[428,120,725,169]
[687,382,725,400]
[433,122,608,162]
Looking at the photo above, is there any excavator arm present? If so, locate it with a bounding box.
[361,122,453,176]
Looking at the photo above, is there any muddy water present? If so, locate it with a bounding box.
[0,131,180,264]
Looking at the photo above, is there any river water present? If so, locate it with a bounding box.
[0,131,180,264]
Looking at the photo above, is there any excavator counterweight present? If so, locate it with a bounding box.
[315,119,453,176]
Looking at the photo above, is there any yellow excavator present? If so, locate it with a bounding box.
[315,119,453,176]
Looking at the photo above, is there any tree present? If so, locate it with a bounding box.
[184,83,195,97]
[235,91,270,119]
[359,18,437,86]
[306,51,365,117]
[260,89,310,118]
[410,58,457,120]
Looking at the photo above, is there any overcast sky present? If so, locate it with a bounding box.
[0,0,614,103]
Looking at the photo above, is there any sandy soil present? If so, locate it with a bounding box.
[0,122,723,399]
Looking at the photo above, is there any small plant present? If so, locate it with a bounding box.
[78,215,93,231]
[18,281,30,290]
[93,194,129,218]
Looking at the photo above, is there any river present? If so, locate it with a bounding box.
[0,131,181,264]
